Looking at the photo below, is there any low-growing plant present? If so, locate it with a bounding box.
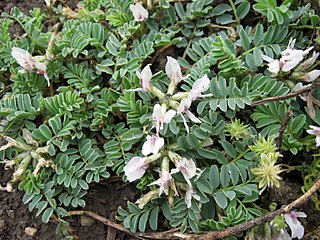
[0,0,319,239]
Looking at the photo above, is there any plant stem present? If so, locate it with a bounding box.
[289,24,320,30]
[251,85,313,106]
[228,0,240,24]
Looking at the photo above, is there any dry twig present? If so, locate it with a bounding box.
[67,177,320,240]
[251,85,313,106]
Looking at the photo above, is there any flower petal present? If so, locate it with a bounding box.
[164,109,176,123]
[165,56,182,84]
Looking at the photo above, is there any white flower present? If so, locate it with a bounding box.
[280,50,304,72]
[300,70,320,82]
[142,135,164,156]
[130,2,148,22]
[292,83,311,101]
[262,55,280,77]
[171,158,197,186]
[306,125,320,147]
[189,75,211,100]
[262,39,314,76]
[185,184,200,208]
[11,47,35,71]
[137,64,152,92]
[124,156,149,182]
[165,56,183,84]
[284,211,307,239]
[11,47,50,86]
[152,104,176,134]
[299,51,319,70]
[149,170,172,196]
[177,98,201,133]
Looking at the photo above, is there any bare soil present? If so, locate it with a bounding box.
[0,1,320,240]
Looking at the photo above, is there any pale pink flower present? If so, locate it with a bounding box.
[300,70,320,82]
[171,158,197,186]
[306,125,320,147]
[152,104,176,134]
[165,57,183,84]
[124,156,149,182]
[130,2,148,22]
[142,135,164,156]
[137,64,152,92]
[262,39,314,76]
[185,184,200,208]
[177,98,201,133]
[149,170,172,196]
[11,47,50,86]
[189,75,210,100]
[284,211,307,239]
[299,51,319,70]
[11,47,35,71]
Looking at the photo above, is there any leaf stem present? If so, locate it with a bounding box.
[289,24,320,30]
[228,0,240,24]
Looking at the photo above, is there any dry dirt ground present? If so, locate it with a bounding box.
[0,1,320,240]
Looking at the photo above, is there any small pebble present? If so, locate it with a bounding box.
[80,215,95,227]
[7,210,14,218]
[25,227,38,237]
[0,219,5,229]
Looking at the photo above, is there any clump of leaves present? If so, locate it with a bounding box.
[0,0,319,238]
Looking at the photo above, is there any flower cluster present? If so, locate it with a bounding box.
[11,47,50,86]
[124,56,210,208]
[262,39,320,82]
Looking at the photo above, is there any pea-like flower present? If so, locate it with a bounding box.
[284,211,307,239]
[292,83,311,101]
[177,98,201,133]
[261,56,280,77]
[262,39,314,77]
[189,75,211,100]
[149,170,173,196]
[299,51,319,70]
[300,69,320,82]
[306,125,320,147]
[136,64,152,92]
[152,104,176,134]
[141,135,164,156]
[185,184,200,208]
[130,2,148,22]
[165,56,183,84]
[11,47,50,86]
[171,158,197,186]
[124,156,149,182]
[11,47,35,71]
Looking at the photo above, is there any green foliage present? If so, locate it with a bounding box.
[0,93,41,121]
[42,91,85,117]
[117,202,160,232]
[2,7,48,49]
[253,0,293,24]
[0,0,319,238]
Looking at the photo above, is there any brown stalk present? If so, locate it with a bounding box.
[67,177,320,240]
[251,85,313,106]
